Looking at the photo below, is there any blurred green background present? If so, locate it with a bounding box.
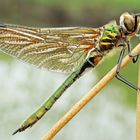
[0,0,139,140]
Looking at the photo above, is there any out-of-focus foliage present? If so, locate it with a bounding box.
[0,0,140,27]
[0,0,139,107]
[0,1,139,140]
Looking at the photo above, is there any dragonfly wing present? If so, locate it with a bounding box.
[0,24,101,73]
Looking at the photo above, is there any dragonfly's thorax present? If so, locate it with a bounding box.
[86,22,122,68]
[88,13,140,68]
[98,21,121,54]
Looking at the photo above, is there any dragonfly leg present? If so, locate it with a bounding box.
[132,55,139,63]
[86,48,101,67]
[127,42,140,63]
[115,44,140,90]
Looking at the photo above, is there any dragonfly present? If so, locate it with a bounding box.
[0,12,139,135]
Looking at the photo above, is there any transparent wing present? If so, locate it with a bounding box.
[0,23,101,73]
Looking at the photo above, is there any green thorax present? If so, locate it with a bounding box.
[99,21,121,52]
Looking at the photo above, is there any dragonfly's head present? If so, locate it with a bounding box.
[120,12,140,36]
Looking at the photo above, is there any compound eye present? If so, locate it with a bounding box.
[123,14,135,32]
[120,13,136,33]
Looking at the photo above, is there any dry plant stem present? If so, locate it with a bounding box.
[136,62,140,140]
[41,44,140,140]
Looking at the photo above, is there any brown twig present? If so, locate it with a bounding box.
[41,44,140,140]
[136,61,140,140]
